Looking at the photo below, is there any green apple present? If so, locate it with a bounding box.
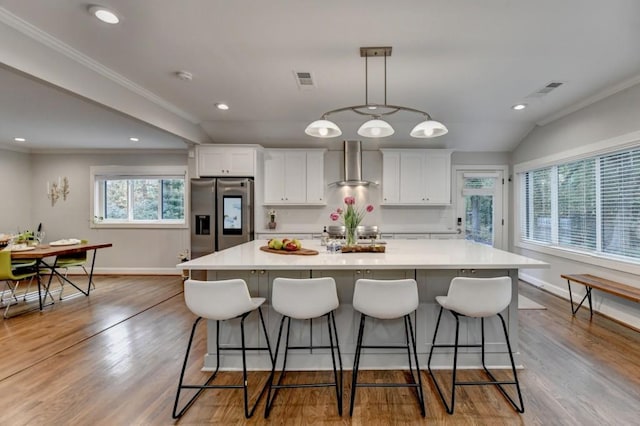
[292,239,302,250]
[268,238,283,249]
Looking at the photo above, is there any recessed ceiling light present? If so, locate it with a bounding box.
[14,137,26,142]
[129,137,139,142]
[215,103,230,111]
[89,5,120,24]
[512,104,527,111]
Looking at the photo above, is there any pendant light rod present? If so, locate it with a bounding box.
[384,49,387,105]
[365,53,368,105]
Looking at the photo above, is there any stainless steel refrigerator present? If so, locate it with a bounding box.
[190,178,254,259]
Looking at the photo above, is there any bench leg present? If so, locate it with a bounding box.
[567,280,593,316]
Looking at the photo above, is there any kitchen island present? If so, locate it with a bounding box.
[178,239,548,371]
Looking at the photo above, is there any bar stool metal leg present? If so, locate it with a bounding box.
[428,308,525,414]
[265,312,343,418]
[173,317,217,419]
[327,311,343,415]
[480,314,525,413]
[349,313,366,416]
[350,312,425,417]
[405,314,426,416]
[173,307,273,419]
[264,315,289,418]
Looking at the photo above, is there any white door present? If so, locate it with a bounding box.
[455,168,507,249]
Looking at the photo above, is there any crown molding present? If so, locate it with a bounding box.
[30,148,189,155]
[537,73,640,126]
[0,7,200,124]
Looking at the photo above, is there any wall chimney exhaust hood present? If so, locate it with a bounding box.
[332,140,376,186]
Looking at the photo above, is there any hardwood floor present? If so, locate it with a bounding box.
[0,276,638,425]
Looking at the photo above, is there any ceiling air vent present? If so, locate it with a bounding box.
[294,71,315,90]
[526,81,565,98]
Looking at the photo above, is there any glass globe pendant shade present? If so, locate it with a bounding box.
[357,119,395,138]
[304,119,342,138]
[410,119,448,138]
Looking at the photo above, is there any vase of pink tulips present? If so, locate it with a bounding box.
[330,196,374,246]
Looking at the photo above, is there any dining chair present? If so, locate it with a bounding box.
[0,249,40,318]
[54,239,93,299]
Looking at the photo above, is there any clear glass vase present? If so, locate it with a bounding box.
[345,225,358,246]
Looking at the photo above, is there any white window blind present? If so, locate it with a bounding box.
[518,145,640,263]
[557,158,596,251]
[530,168,552,243]
[600,149,640,259]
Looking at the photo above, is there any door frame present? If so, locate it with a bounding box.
[452,165,509,250]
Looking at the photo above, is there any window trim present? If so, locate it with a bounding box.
[513,130,640,275]
[90,165,188,229]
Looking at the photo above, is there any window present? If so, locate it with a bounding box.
[518,146,640,263]
[91,166,187,228]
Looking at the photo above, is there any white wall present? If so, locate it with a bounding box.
[30,151,190,274]
[512,82,640,329]
[0,148,31,233]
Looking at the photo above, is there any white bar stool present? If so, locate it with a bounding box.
[427,276,524,414]
[264,277,343,418]
[350,278,426,417]
[172,278,273,419]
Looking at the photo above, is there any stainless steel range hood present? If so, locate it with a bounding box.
[333,140,376,186]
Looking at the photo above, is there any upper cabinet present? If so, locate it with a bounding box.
[196,146,256,177]
[381,149,452,205]
[263,149,326,205]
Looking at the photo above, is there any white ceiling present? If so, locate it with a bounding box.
[1,0,640,152]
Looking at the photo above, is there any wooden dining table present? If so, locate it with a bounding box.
[10,242,113,311]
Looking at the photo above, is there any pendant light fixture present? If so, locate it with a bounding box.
[305,47,448,139]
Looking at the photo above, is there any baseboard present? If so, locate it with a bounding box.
[519,272,640,331]
[63,267,181,276]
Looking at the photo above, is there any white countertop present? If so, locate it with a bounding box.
[178,239,549,271]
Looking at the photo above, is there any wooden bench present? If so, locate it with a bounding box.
[561,274,640,316]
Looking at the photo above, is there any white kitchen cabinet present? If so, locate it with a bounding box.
[381,151,400,203]
[305,151,325,204]
[381,149,452,205]
[399,154,426,203]
[197,146,256,177]
[423,151,452,204]
[263,149,325,205]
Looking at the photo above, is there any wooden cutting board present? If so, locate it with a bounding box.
[260,246,319,255]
